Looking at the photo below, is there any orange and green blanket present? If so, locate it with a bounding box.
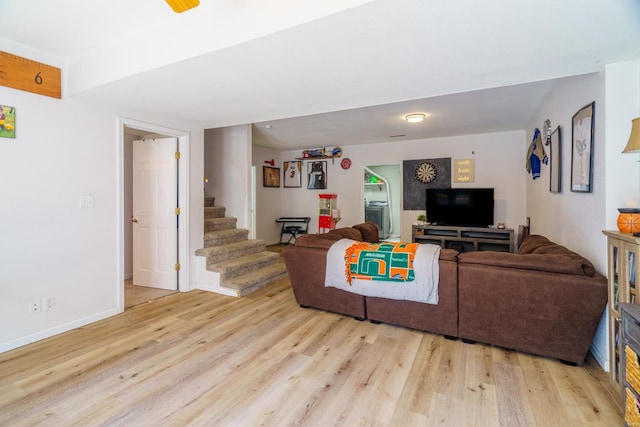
[325,238,441,304]
[345,241,419,284]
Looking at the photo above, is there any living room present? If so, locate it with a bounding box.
[207,65,636,375]
[1,0,639,395]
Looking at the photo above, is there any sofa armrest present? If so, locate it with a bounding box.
[457,261,607,364]
[282,244,366,319]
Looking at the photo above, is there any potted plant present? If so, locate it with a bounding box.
[417,214,427,225]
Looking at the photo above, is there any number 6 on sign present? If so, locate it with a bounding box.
[0,51,61,99]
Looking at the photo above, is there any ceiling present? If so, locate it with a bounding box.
[2,0,640,151]
[251,80,560,150]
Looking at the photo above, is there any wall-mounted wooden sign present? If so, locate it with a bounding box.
[0,51,61,99]
[453,159,475,183]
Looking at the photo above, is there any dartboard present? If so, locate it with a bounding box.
[415,162,437,183]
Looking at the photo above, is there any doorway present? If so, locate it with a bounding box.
[118,118,190,312]
[363,164,401,241]
[132,137,179,290]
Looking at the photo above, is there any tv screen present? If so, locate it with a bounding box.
[425,188,494,227]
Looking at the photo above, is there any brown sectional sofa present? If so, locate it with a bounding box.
[457,235,608,365]
[283,226,368,320]
[282,223,608,365]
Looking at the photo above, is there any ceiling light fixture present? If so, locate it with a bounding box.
[405,113,426,123]
[165,0,200,13]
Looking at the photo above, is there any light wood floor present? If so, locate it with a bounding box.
[0,278,622,426]
[124,279,177,309]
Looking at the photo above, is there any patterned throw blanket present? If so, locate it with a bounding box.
[324,238,441,304]
[345,242,419,284]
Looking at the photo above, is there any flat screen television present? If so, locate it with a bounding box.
[425,188,494,227]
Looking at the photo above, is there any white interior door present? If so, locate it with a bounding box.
[132,137,178,290]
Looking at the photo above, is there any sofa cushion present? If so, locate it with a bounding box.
[530,245,596,277]
[439,248,459,261]
[352,222,380,242]
[517,234,595,276]
[458,251,592,276]
[517,234,554,254]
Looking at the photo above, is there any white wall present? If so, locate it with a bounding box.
[526,73,606,272]
[605,60,640,219]
[0,78,205,354]
[0,90,120,351]
[278,130,527,243]
[253,145,283,244]
[204,126,252,229]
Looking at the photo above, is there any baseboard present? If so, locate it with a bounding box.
[590,342,608,371]
[193,282,239,297]
[0,307,121,354]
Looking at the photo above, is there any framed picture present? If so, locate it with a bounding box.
[570,101,595,193]
[283,160,302,188]
[307,161,327,189]
[263,166,280,188]
[0,105,16,139]
[453,158,475,183]
[549,126,561,193]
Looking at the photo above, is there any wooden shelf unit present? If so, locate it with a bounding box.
[603,230,640,395]
[412,224,514,253]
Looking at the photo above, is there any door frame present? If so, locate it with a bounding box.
[362,164,402,240]
[117,117,190,311]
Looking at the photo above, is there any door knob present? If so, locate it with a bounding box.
[131,218,138,223]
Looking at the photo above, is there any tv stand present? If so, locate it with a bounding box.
[412,224,514,253]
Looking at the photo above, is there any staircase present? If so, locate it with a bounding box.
[194,197,288,297]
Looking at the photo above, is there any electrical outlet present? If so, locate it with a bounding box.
[29,300,41,314]
[43,296,55,311]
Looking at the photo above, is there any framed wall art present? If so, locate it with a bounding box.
[0,105,16,139]
[263,166,280,188]
[549,126,562,193]
[307,161,327,190]
[570,101,595,193]
[283,160,302,188]
[453,159,475,183]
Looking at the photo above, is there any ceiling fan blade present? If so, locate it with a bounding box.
[165,0,200,13]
